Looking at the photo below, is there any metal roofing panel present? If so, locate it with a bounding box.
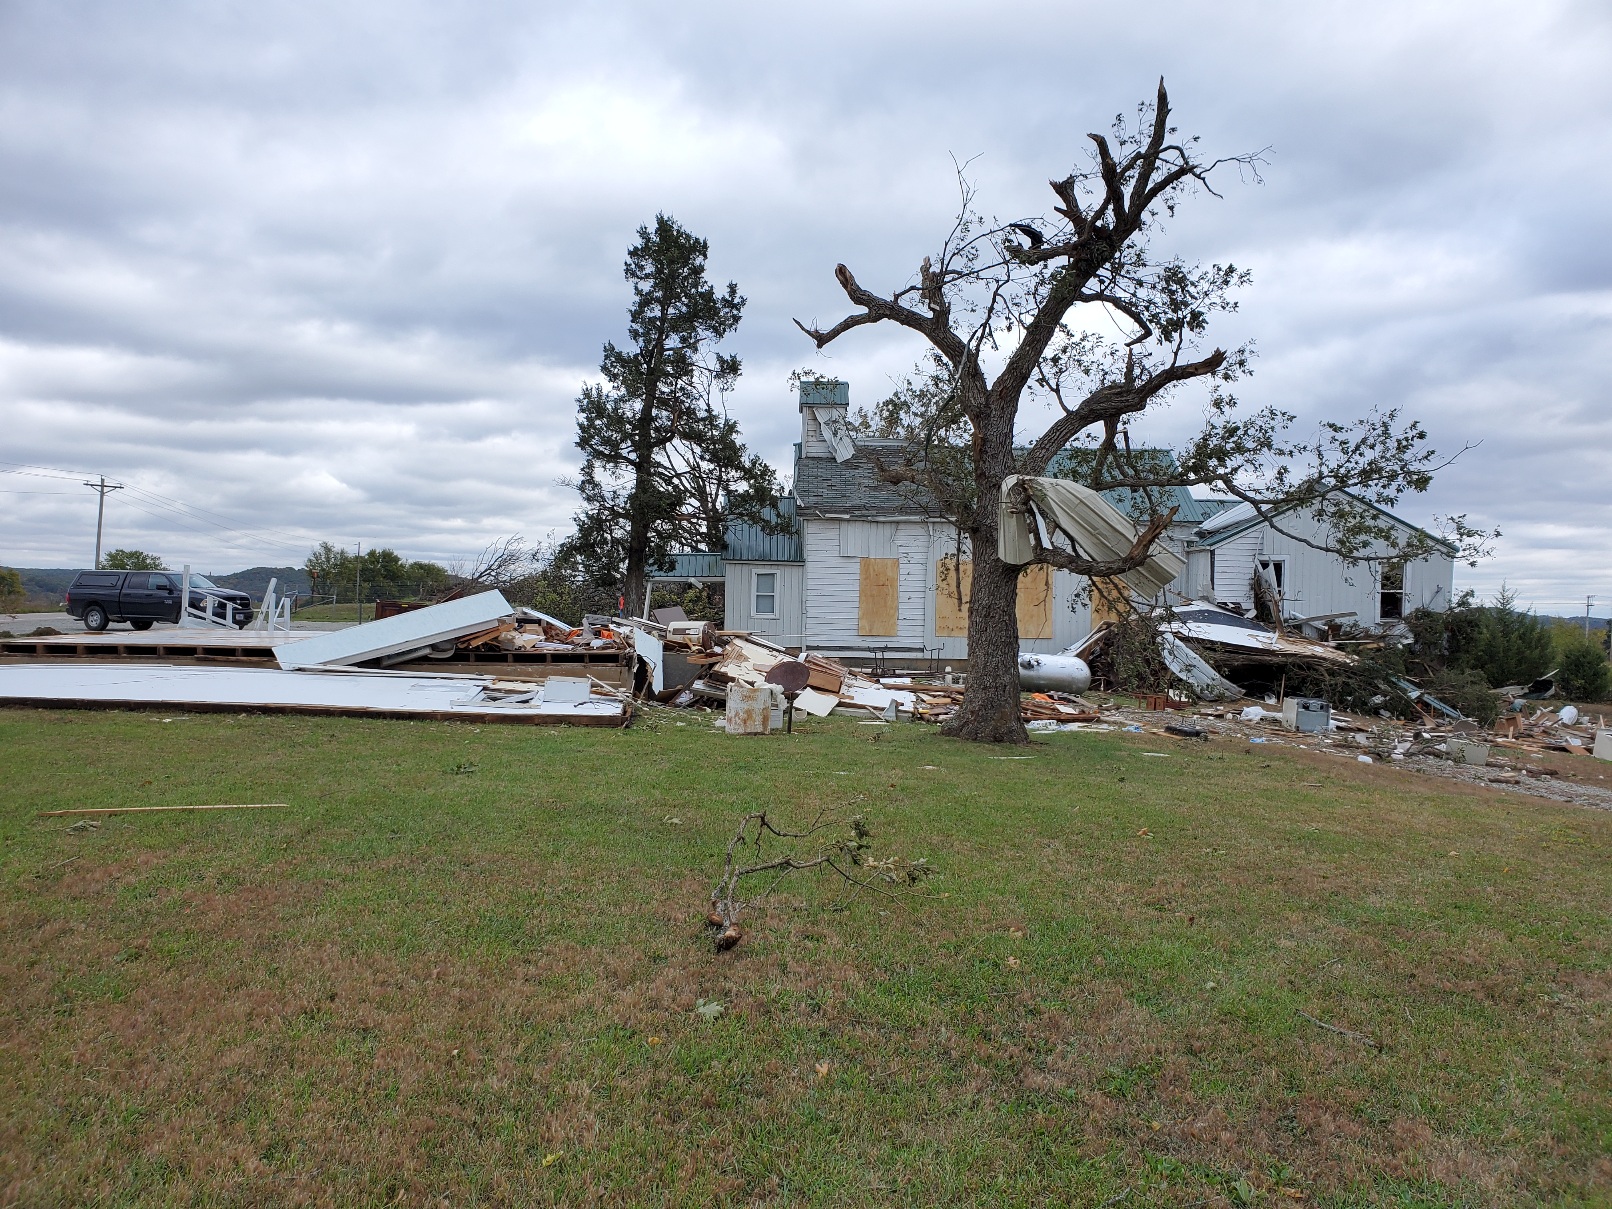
[724,496,803,562]
[658,552,726,579]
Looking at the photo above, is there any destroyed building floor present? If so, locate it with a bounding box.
[0,663,628,725]
[1087,703,1612,813]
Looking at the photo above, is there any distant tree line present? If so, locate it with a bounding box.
[303,542,451,604]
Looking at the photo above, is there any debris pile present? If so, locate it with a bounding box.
[0,592,630,726]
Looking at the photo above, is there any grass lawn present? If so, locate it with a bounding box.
[0,708,1607,1207]
[291,602,376,623]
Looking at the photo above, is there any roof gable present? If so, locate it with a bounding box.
[1194,492,1457,556]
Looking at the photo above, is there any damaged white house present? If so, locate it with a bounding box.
[656,381,1456,657]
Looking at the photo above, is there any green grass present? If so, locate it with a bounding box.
[290,601,376,622]
[0,709,1607,1207]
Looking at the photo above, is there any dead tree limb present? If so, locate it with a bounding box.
[706,812,933,952]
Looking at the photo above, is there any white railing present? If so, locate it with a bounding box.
[249,578,294,632]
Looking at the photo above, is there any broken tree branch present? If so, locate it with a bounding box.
[707,811,933,952]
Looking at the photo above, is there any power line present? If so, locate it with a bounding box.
[83,475,124,569]
[1,458,316,555]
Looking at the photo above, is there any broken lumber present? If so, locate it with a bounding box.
[38,803,287,818]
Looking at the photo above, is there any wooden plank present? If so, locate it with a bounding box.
[1017,564,1053,639]
[935,558,971,637]
[39,803,286,818]
[857,558,900,636]
[1089,576,1131,629]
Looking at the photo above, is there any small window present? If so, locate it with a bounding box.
[753,571,777,617]
[75,572,119,587]
[1380,562,1404,620]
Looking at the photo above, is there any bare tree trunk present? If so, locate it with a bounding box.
[940,406,1028,744]
[941,532,1025,743]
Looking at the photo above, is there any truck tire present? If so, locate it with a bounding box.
[83,604,109,632]
[130,620,154,631]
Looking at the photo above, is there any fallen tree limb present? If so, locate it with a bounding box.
[707,811,933,952]
[1297,1009,1381,1049]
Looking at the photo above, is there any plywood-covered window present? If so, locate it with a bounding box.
[858,558,900,635]
[1089,576,1131,629]
[935,557,971,637]
[1016,564,1053,639]
[934,559,1053,639]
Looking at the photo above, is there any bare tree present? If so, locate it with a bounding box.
[797,81,1487,744]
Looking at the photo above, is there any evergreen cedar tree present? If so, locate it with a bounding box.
[798,80,1490,744]
[563,215,781,615]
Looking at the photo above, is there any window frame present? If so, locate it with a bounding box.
[752,570,778,618]
[1379,561,1405,621]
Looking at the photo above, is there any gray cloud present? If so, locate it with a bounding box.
[0,0,1608,613]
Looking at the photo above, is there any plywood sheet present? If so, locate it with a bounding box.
[934,558,972,637]
[857,558,899,636]
[1089,576,1131,629]
[1016,564,1053,639]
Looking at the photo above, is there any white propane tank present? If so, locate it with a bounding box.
[1016,652,1092,694]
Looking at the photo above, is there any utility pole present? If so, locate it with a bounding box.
[355,541,362,625]
[82,475,124,569]
[1587,595,1596,640]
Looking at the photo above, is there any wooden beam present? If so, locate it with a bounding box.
[38,803,287,818]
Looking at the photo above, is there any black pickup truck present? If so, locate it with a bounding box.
[64,570,255,631]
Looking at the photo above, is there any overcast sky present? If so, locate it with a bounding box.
[1,1,1608,613]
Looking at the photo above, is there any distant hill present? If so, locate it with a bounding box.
[8,565,310,603]
[1541,615,1608,632]
[207,567,311,597]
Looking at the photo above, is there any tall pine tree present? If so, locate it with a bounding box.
[563,214,779,614]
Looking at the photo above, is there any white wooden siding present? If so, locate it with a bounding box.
[800,408,844,459]
[801,517,1092,658]
[838,520,897,558]
[724,561,806,645]
[1207,508,1455,622]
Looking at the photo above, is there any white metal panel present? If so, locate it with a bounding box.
[275,591,514,669]
[1209,532,1261,610]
